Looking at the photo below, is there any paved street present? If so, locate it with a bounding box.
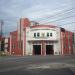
[0,55,75,75]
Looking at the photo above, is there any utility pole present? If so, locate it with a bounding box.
[0,20,4,37]
[0,20,4,51]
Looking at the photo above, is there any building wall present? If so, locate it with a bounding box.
[61,30,74,55]
[17,18,30,56]
[18,18,30,41]
[10,31,23,55]
[10,18,75,56]
[25,26,61,55]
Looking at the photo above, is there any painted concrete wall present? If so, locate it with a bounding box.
[10,18,75,56]
[61,31,74,55]
[54,27,61,55]
[10,31,23,55]
[25,26,61,55]
[29,28,57,41]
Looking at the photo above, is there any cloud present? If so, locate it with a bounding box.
[0,0,75,36]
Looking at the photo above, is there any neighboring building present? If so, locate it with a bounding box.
[0,37,10,54]
[10,31,23,55]
[0,37,4,52]
[10,18,75,56]
[4,37,10,54]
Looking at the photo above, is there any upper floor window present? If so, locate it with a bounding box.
[50,33,52,37]
[18,41,22,49]
[47,33,53,37]
[34,32,40,37]
[47,33,49,37]
[12,35,16,40]
[37,33,40,37]
[12,44,16,49]
[34,33,36,37]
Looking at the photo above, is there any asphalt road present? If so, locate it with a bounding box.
[0,55,75,75]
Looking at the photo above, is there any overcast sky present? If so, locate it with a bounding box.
[0,0,75,36]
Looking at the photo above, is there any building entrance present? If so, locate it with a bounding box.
[33,45,41,55]
[46,45,54,55]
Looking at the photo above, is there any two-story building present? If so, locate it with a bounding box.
[10,18,75,56]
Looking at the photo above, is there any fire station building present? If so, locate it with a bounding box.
[10,18,75,56]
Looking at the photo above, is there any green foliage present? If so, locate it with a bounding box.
[1,39,4,51]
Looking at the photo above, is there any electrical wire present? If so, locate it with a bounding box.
[40,14,75,24]
[35,7,75,22]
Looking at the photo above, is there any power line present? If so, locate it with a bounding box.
[39,11,75,23]
[0,20,4,36]
[35,7,75,22]
[40,14,75,24]
[39,12,75,23]
[59,22,75,26]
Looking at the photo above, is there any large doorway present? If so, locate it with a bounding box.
[33,45,41,55]
[46,45,54,55]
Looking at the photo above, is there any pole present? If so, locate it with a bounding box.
[0,20,4,37]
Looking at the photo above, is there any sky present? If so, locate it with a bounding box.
[0,0,75,36]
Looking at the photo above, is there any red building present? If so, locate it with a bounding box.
[60,29,74,55]
[9,18,75,56]
[10,31,23,55]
